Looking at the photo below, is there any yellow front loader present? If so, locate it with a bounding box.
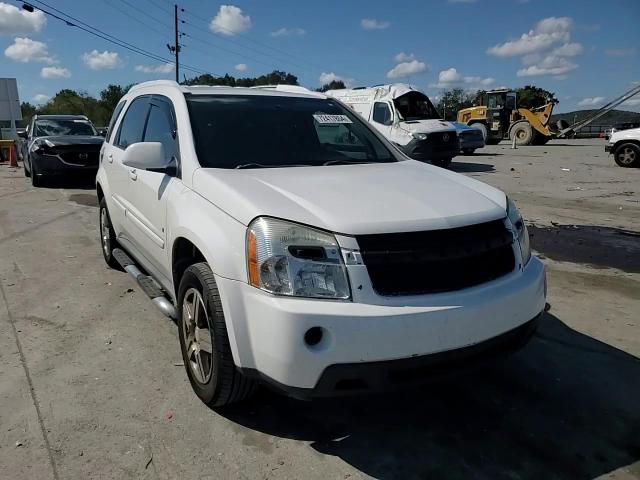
[457,89,555,146]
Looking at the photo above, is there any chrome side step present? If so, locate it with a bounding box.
[112,248,177,319]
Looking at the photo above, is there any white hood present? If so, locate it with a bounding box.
[192,161,506,235]
[399,119,456,134]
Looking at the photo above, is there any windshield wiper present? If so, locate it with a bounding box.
[234,163,309,169]
[322,159,371,166]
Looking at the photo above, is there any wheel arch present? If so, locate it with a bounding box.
[613,139,640,153]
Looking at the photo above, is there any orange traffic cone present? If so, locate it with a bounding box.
[9,143,18,167]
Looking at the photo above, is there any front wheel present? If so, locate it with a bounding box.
[178,263,256,407]
[509,121,535,146]
[23,156,30,177]
[614,143,640,168]
[30,159,43,187]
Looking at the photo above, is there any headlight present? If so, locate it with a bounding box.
[412,132,428,140]
[43,139,56,148]
[506,197,531,265]
[247,217,351,299]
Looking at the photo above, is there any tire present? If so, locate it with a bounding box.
[23,156,30,177]
[485,138,502,145]
[470,123,487,141]
[99,197,121,269]
[431,157,452,168]
[30,159,43,187]
[462,148,476,155]
[178,262,256,407]
[509,121,535,146]
[613,143,640,168]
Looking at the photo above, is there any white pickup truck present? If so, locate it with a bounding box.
[326,84,459,168]
[96,80,546,407]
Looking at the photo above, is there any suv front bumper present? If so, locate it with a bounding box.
[216,256,546,394]
[605,144,613,153]
[399,135,460,161]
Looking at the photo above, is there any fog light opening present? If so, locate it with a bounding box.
[304,327,323,347]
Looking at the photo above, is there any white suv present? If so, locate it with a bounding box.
[96,80,546,406]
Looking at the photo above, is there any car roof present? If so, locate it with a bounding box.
[127,80,325,99]
[35,115,90,120]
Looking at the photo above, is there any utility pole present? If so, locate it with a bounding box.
[174,4,179,83]
[167,4,180,82]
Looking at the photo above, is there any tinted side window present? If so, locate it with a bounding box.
[144,102,178,162]
[106,100,126,143]
[372,102,392,125]
[116,97,149,148]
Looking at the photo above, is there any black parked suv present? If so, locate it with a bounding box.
[19,115,104,187]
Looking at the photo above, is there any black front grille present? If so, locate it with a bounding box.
[57,149,100,166]
[357,220,515,296]
[431,131,457,152]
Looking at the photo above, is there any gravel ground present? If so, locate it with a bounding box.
[0,138,638,480]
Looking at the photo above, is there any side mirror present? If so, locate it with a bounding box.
[97,128,107,137]
[122,142,171,173]
[17,130,28,139]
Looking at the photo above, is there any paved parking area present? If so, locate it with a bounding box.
[1,139,638,479]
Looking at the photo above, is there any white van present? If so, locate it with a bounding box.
[326,84,459,167]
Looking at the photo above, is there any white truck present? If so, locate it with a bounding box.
[606,127,640,167]
[326,84,459,168]
[96,81,546,407]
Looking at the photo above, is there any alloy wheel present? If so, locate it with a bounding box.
[182,288,214,384]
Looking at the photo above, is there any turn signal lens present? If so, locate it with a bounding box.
[247,230,260,287]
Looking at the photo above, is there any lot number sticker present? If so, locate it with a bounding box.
[313,114,353,124]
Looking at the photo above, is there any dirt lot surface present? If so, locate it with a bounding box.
[1,139,638,480]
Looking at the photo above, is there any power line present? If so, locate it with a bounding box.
[103,0,171,39]
[112,0,172,30]
[21,0,215,76]
[142,0,173,15]
[181,7,326,73]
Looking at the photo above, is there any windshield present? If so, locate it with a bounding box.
[35,119,97,137]
[487,94,505,109]
[393,92,440,121]
[186,95,396,169]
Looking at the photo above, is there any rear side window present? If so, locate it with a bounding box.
[372,102,392,125]
[106,101,126,143]
[144,101,179,162]
[116,96,149,148]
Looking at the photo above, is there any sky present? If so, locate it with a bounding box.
[1,0,639,113]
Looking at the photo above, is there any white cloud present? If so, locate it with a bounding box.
[517,55,577,76]
[552,42,583,57]
[487,16,572,57]
[41,66,71,79]
[0,2,46,35]
[623,98,640,106]
[234,63,247,72]
[32,93,50,104]
[135,62,175,74]
[605,48,636,57]
[210,5,251,36]
[394,52,415,63]
[361,18,390,30]
[430,67,494,88]
[4,37,55,64]
[82,50,121,70]
[270,27,305,37]
[387,60,427,79]
[319,72,343,85]
[577,96,605,106]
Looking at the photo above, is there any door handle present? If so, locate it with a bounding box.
[107,153,113,163]
[129,169,137,181]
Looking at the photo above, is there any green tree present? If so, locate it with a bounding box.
[316,80,346,92]
[182,70,299,87]
[99,84,131,114]
[514,85,557,109]
[19,102,37,127]
[436,88,478,120]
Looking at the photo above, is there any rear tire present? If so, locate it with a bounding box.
[509,121,535,146]
[23,157,30,177]
[178,263,256,407]
[99,197,121,269]
[613,143,640,168]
